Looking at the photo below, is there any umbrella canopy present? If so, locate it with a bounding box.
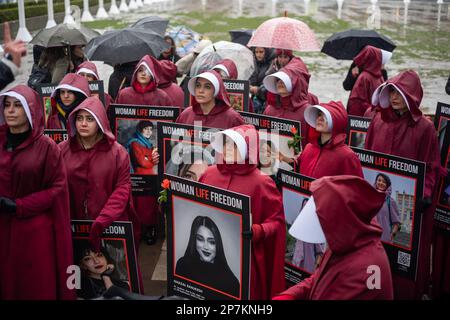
[321,29,396,60]
[247,17,320,52]
[84,28,170,66]
[229,29,254,46]
[167,25,201,57]
[130,16,170,36]
[190,41,255,80]
[30,23,100,48]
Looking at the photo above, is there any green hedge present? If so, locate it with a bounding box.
[0,0,100,23]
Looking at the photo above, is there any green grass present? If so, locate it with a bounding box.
[82,11,450,66]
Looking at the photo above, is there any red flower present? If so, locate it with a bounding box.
[291,127,298,135]
[161,179,170,189]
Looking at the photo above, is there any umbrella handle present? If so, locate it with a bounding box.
[117,76,127,97]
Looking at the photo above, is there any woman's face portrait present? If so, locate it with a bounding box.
[80,250,108,276]
[137,66,152,86]
[259,142,274,168]
[75,110,99,139]
[3,96,29,130]
[315,111,329,133]
[141,125,153,139]
[196,225,217,263]
[60,89,76,106]
[375,175,388,192]
[194,78,215,104]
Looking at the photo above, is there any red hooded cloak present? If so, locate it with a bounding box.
[199,124,286,299]
[0,85,75,300]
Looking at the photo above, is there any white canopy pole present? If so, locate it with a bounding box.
[16,0,32,42]
[46,0,57,29]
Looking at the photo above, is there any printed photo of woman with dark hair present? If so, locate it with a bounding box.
[73,240,130,300]
[175,216,240,297]
[166,143,215,181]
[126,120,159,175]
[373,173,401,243]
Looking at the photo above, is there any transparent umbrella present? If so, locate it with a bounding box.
[190,41,255,80]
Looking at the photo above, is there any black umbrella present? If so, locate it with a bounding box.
[30,23,100,48]
[84,28,170,66]
[130,16,170,36]
[229,29,254,46]
[321,29,396,60]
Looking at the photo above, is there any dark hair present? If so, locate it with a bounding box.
[137,120,154,133]
[73,239,113,266]
[184,216,227,265]
[164,35,176,53]
[375,173,391,188]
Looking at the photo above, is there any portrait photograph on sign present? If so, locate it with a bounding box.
[110,104,179,195]
[157,122,218,184]
[346,115,371,148]
[352,147,425,280]
[278,169,322,285]
[166,175,251,300]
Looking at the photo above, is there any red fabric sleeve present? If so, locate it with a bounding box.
[272,294,296,300]
[251,224,265,242]
[281,273,316,300]
[15,146,67,218]
[95,150,132,228]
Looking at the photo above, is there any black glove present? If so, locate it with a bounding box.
[0,197,17,214]
[416,197,432,214]
[242,229,253,240]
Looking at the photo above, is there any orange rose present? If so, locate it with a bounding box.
[291,127,298,135]
[161,179,170,189]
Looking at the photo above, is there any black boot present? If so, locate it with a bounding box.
[144,226,157,246]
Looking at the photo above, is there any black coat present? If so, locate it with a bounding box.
[108,61,138,101]
[0,60,14,91]
[343,61,388,91]
[249,48,275,101]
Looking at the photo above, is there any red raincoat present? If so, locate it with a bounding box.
[347,46,384,117]
[296,101,363,178]
[276,175,393,300]
[365,70,441,299]
[263,57,319,148]
[199,125,286,300]
[47,73,91,129]
[157,60,185,112]
[176,70,245,129]
[115,55,173,107]
[0,85,74,300]
[115,55,172,231]
[59,96,136,227]
[214,59,238,80]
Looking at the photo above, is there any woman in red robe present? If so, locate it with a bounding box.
[0,85,74,299]
[366,70,441,299]
[273,175,394,300]
[176,70,244,129]
[347,45,391,117]
[297,100,363,178]
[59,96,138,250]
[263,57,319,149]
[115,54,173,245]
[200,124,286,299]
